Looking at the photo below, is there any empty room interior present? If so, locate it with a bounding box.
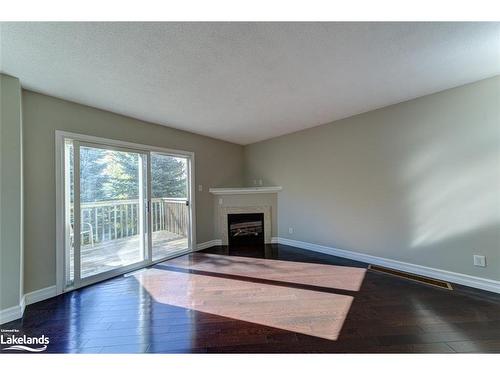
[1,21,500,355]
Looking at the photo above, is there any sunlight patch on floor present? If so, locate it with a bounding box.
[135,254,366,340]
[168,253,367,292]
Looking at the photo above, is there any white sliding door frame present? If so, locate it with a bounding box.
[55,130,196,294]
[150,151,194,260]
[73,140,150,289]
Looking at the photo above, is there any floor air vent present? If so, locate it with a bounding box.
[368,265,453,290]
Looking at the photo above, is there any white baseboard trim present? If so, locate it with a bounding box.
[20,295,26,316]
[0,304,23,325]
[0,286,56,325]
[196,239,222,251]
[24,285,58,305]
[274,237,500,294]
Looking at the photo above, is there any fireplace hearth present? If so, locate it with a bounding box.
[227,213,264,247]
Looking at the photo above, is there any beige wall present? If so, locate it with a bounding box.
[0,74,23,311]
[245,76,500,281]
[22,90,244,293]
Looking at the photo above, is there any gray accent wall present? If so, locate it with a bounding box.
[244,76,500,281]
[22,90,244,293]
[0,74,23,310]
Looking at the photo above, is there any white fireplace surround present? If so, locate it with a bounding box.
[210,186,282,195]
[220,205,272,245]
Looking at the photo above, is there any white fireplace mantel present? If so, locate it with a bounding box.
[209,186,282,195]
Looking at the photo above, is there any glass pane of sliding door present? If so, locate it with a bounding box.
[150,153,190,260]
[62,134,194,291]
[74,143,148,284]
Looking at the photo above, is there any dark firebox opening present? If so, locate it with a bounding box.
[227,213,264,247]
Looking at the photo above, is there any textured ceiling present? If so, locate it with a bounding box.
[1,22,499,144]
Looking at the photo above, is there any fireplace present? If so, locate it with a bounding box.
[227,213,264,247]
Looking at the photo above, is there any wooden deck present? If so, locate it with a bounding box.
[77,230,188,278]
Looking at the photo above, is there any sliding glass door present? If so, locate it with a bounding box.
[150,153,190,260]
[68,141,149,287]
[61,134,194,290]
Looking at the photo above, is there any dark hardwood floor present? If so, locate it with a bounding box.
[2,244,500,353]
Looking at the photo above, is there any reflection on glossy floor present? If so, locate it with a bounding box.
[137,256,362,340]
[2,244,500,353]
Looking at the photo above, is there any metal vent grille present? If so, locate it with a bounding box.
[368,265,453,290]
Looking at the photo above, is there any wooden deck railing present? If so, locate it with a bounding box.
[78,198,188,246]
